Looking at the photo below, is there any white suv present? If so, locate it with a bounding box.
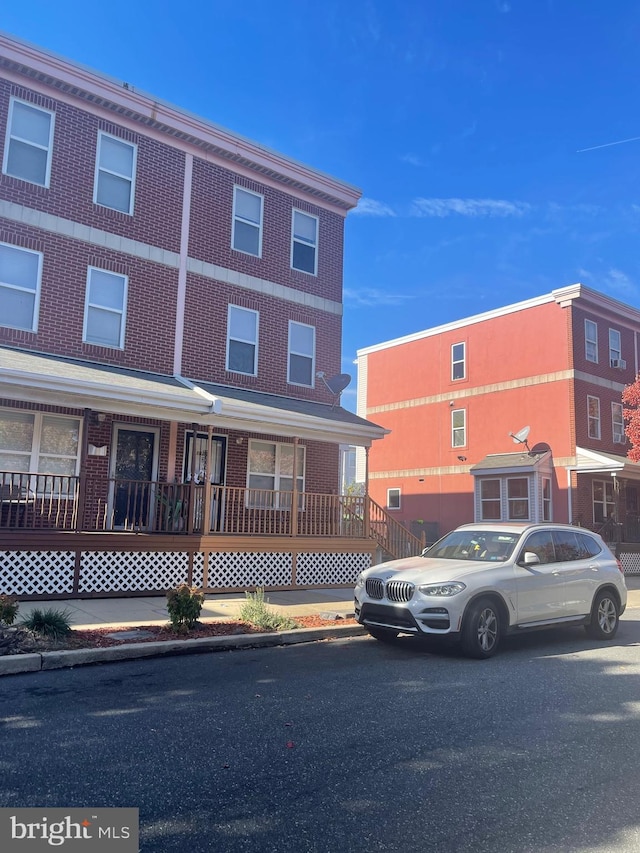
[355,523,627,658]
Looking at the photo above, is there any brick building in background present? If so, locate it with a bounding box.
[357,285,640,546]
[0,32,392,599]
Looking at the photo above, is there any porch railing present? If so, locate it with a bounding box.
[0,471,79,530]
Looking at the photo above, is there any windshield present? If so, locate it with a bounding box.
[425,530,519,562]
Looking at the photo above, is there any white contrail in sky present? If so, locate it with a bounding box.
[577,135,640,153]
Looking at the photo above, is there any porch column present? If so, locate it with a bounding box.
[290,437,299,537]
[76,408,91,532]
[364,445,370,540]
[202,425,214,535]
[187,422,198,534]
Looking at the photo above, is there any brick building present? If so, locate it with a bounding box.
[356,284,640,544]
[0,32,392,599]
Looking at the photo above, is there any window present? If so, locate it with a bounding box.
[288,321,315,386]
[451,408,466,447]
[480,479,501,520]
[387,488,401,510]
[83,267,127,348]
[3,98,54,187]
[232,187,263,256]
[451,342,465,380]
[247,440,305,508]
[587,395,601,439]
[612,402,625,444]
[542,477,552,521]
[94,132,136,214]
[291,210,318,274]
[520,530,554,564]
[0,409,80,489]
[507,477,529,520]
[585,319,598,363]
[226,306,258,375]
[0,242,42,332]
[593,479,615,524]
[609,328,622,366]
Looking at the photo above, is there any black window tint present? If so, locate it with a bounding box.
[552,531,582,562]
[576,532,601,559]
[520,531,555,564]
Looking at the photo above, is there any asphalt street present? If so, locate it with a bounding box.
[2,609,640,852]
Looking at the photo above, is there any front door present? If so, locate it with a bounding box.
[184,433,227,532]
[110,426,158,529]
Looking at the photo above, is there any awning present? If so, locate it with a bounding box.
[574,447,640,480]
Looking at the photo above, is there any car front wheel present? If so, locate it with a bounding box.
[461,598,502,659]
[585,590,619,640]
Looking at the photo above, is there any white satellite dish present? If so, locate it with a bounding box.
[509,425,531,451]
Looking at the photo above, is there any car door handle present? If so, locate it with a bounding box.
[589,565,599,572]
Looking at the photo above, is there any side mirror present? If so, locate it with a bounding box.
[522,551,540,566]
[421,547,431,557]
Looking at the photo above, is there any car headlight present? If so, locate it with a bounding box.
[418,582,466,596]
[355,573,366,588]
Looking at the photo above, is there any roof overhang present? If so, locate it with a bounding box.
[470,450,553,476]
[0,348,387,447]
[574,447,640,479]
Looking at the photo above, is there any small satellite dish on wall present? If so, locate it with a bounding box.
[509,425,531,452]
[317,372,351,407]
[529,441,551,455]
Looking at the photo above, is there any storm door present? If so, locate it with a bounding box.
[110,426,159,529]
[184,432,227,532]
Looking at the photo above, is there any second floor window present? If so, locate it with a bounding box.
[291,210,318,274]
[3,98,54,187]
[83,267,127,348]
[585,319,598,363]
[612,402,625,444]
[609,328,622,366]
[233,187,263,257]
[451,408,466,447]
[226,305,258,375]
[587,395,601,439]
[288,321,315,387]
[94,133,137,214]
[452,342,465,380]
[0,242,42,332]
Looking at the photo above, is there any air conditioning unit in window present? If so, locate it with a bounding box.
[611,359,627,369]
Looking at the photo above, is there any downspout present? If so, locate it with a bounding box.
[173,152,193,376]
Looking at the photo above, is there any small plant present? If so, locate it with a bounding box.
[239,588,298,632]
[0,594,19,626]
[20,608,72,640]
[166,584,205,633]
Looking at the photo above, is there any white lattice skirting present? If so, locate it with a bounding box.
[79,551,191,593]
[620,552,640,575]
[296,552,371,585]
[0,550,75,596]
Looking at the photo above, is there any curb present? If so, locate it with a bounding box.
[0,624,366,677]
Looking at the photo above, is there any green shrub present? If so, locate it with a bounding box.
[0,594,19,626]
[239,588,298,632]
[21,608,72,640]
[166,584,205,633]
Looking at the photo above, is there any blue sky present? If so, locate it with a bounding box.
[5,1,640,410]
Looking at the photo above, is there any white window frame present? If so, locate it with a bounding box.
[246,439,305,509]
[507,477,530,520]
[587,395,601,440]
[612,402,625,444]
[232,186,263,257]
[2,97,55,188]
[226,305,259,376]
[291,209,318,275]
[542,477,552,521]
[451,342,465,380]
[451,408,466,448]
[288,320,316,387]
[0,242,43,333]
[83,267,128,349]
[387,487,401,510]
[609,328,622,366]
[93,131,137,215]
[480,478,501,520]
[585,319,598,363]
[592,479,615,524]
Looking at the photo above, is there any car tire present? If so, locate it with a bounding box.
[366,627,399,643]
[585,590,619,640]
[461,598,502,659]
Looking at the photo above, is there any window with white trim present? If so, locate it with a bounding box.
[0,409,80,487]
[247,440,305,508]
[609,328,621,366]
[3,98,54,187]
[585,319,598,363]
[291,210,318,274]
[387,488,401,510]
[0,242,42,332]
[593,479,615,524]
[232,187,263,256]
[587,395,601,439]
[480,479,501,520]
[288,321,315,386]
[451,408,466,447]
[612,402,625,444]
[94,132,136,214]
[226,305,258,375]
[507,477,529,520]
[542,477,552,521]
[83,267,127,348]
[452,342,465,380]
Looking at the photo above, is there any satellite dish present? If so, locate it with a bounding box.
[509,425,531,452]
[317,372,351,407]
[530,441,551,455]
